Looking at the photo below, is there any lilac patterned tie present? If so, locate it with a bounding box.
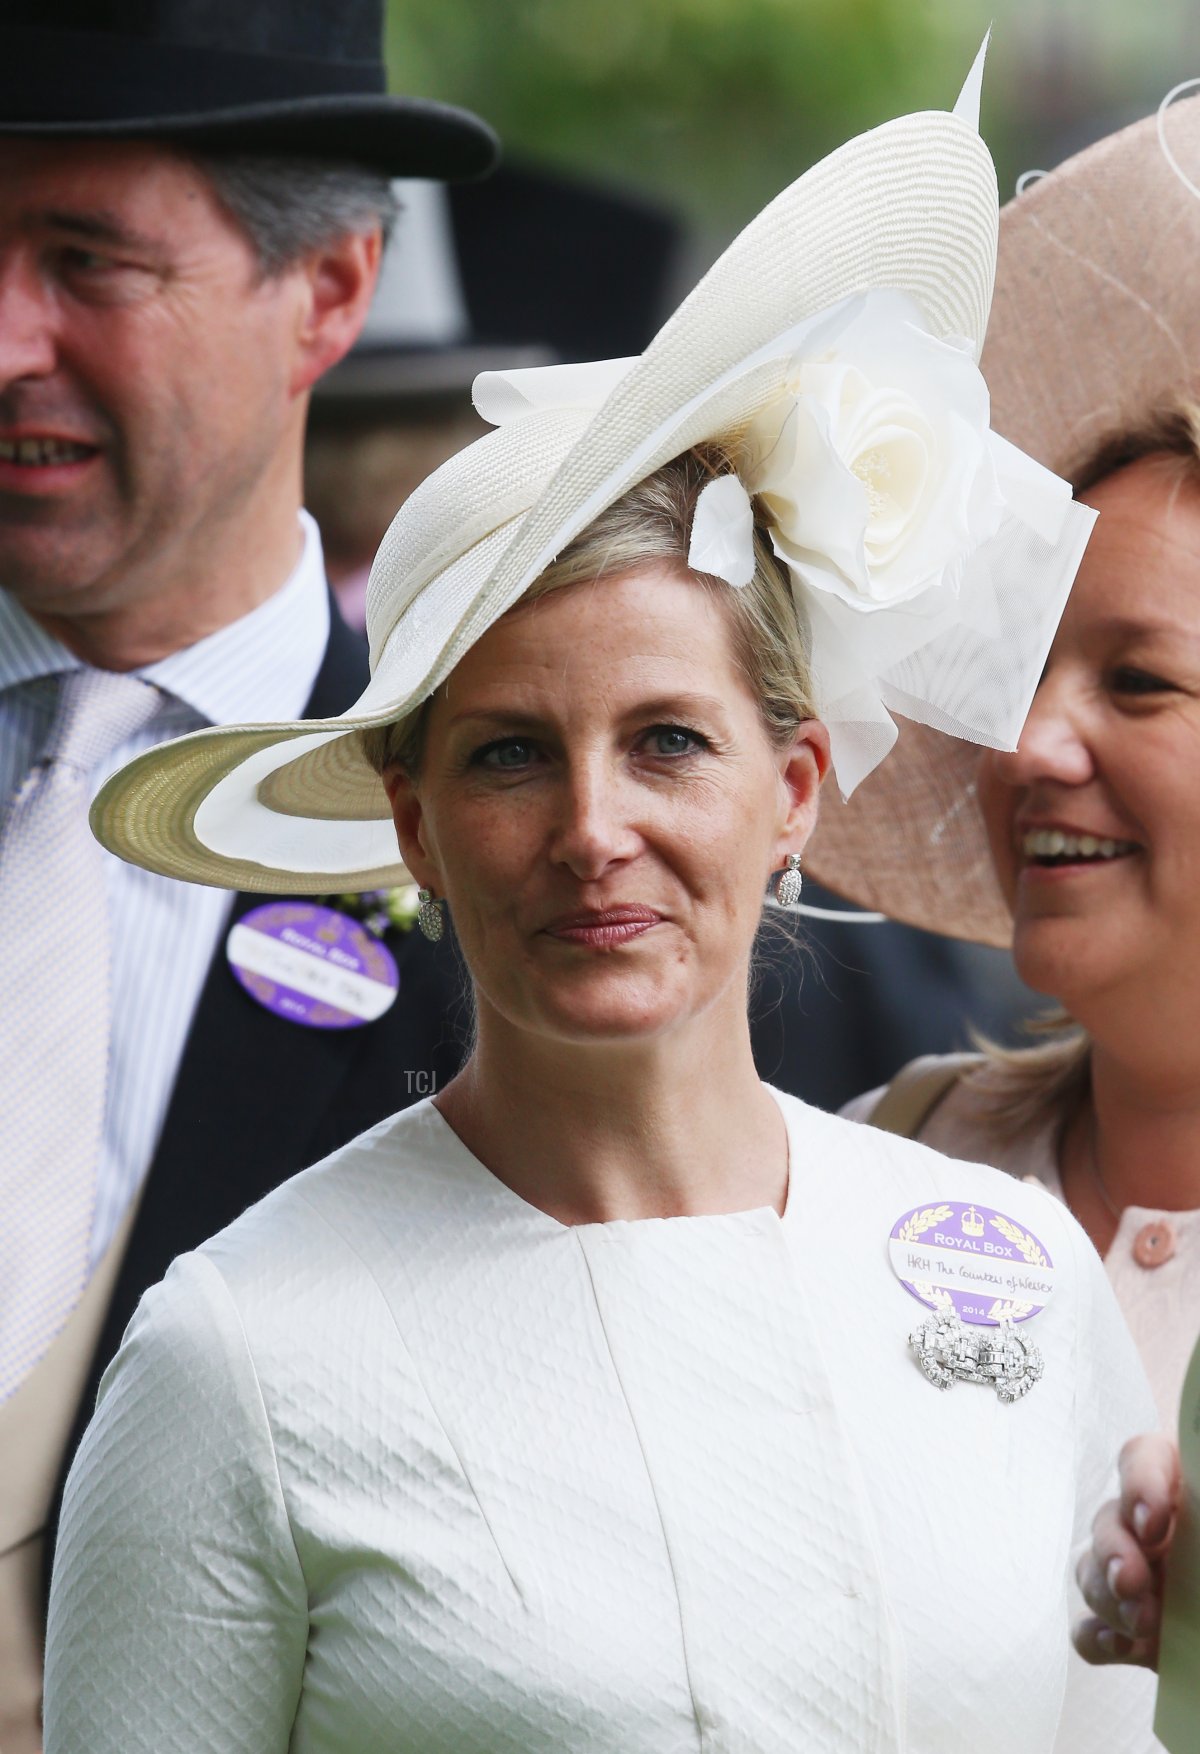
[0,668,160,1403]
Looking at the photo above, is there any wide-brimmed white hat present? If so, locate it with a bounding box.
[92,42,1095,910]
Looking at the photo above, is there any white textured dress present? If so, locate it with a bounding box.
[45,1090,1155,1753]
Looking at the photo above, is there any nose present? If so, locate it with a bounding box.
[547,754,641,881]
[990,665,1095,790]
[0,256,58,387]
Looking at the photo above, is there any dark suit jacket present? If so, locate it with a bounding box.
[46,606,468,1599]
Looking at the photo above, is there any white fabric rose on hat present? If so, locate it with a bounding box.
[680,287,1089,794]
[739,289,1006,613]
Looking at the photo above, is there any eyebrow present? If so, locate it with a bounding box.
[445,693,731,731]
[1092,615,1200,644]
[37,208,162,255]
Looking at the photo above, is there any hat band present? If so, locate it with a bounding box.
[0,28,385,124]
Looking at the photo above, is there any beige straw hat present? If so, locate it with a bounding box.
[92,44,1092,923]
[806,87,1200,945]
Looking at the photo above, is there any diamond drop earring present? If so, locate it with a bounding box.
[774,853,803,908]
[417,888,444,942]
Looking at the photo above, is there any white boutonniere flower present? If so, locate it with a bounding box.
[322,884,422,936]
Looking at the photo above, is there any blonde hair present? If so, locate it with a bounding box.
[360,443,816,777]
[964,1013,1091,1146]
[971,397,1200,1139]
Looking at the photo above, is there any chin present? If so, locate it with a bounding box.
[1011,917,1114,1009]
[535,995,689,1044]
[515,966,696,1045]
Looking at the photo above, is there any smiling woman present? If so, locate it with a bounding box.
[840,96,1200,1712]
[856,413,1200,1407]
[45,61,1160,1754]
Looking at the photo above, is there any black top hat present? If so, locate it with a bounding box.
[0,0,497,181]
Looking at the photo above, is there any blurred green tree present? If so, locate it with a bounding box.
[385,0,993,229]
[386,0,1196,261]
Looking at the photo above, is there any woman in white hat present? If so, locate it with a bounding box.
[44,56,1157,1754]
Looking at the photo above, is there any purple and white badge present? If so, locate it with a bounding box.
[227,902,399,1030]
[889,1200,1056,1327]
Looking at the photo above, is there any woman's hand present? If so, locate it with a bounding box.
[1074,1433,1181,1668]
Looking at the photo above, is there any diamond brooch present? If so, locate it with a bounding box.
[909,1307,1044,1403]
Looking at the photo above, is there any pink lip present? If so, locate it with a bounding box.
[543,906,663,947]
[1014,816,1133,843]
[0,426,99,443]
[1016,862,1133,888]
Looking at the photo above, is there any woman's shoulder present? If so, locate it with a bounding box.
[837,1054,1058,1186]
[94,1100,488,1445]
[141,1100,479,1354]
[774,1084,1073,1256]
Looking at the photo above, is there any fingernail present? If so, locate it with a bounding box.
[1107,1558,1123,1597]
[1119,1600,1142,1635]
[1096,1627,1118,1655]
[1133,1501,1152,1539]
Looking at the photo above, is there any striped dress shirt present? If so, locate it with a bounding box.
[0,512,330,1267]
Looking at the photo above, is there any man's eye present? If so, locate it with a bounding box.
[476,738,535,770]
[645,725,706,757]
[61,248,116,273]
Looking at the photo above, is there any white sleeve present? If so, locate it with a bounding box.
[1054,1219,1162,1753]
[43,1252,308,1754]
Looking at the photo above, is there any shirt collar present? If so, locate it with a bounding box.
[0,512,331,727]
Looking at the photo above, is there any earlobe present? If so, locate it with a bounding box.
[289,227,382,397]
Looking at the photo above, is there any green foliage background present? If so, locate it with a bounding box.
[385,1,1192,238]
[387,0,984,227]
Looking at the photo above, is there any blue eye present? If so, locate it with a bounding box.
[477,738,535,770]
[646,725,705,757]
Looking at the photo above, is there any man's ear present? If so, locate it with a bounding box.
[382,764,443,895]
[288,226,383,397]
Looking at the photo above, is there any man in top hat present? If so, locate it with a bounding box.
[0,6,494,1745]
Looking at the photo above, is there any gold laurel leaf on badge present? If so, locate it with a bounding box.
[897,1203,954,1244]
[914,1281,953,1309]
[989,1214,1049,1268]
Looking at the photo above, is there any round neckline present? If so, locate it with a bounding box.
[423,1084,796,1235]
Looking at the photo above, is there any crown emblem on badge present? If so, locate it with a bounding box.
[962,1204,984,1237]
